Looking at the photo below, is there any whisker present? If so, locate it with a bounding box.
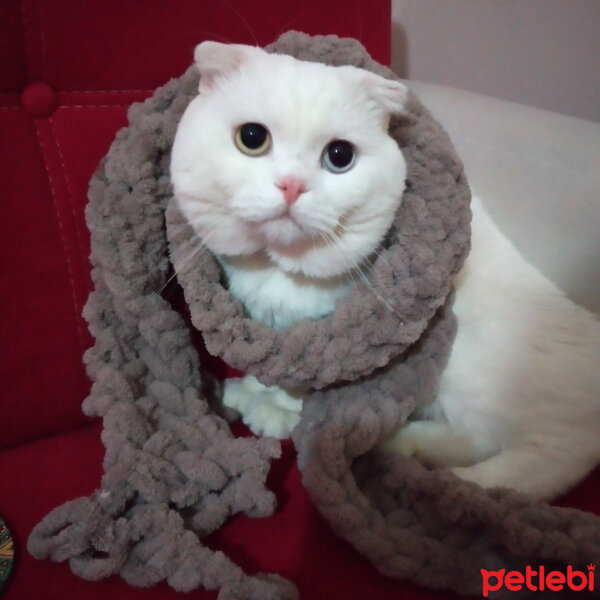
[157,242,205,295]
[159,28,236,47]
[274,13,303,43]
[355,1,364,47]
[322,228,398,315]
[189,30,236,45]
[157,226,220,295]
[332,220,398,299]
[318,231,360,294]
[216,0,259,46]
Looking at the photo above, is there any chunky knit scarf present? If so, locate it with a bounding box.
[28,32,600,600]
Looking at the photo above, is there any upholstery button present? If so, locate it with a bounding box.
[21,82,59,118]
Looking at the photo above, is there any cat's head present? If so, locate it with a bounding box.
[170,42,407,278]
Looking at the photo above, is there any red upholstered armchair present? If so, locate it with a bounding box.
[2,2,598,600]
[1,2,441,599]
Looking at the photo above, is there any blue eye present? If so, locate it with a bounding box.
[322,140,356,173]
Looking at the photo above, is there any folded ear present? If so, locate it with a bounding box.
[194,41,257,93]
[361,71,408,115]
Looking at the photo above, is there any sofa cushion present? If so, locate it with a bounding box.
[409,81,600,314]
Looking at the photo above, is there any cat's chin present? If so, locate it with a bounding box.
[253,216,309,249]
[266,245,350,279]
[264,243,321,277]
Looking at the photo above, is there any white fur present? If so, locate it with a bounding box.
[170,43,407,437]
[171,44,600,501]
[384,196,600,501]
[221,375,302,438]
[217,253,353,331]
[170,43,407,280]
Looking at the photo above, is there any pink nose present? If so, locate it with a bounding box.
[277,175,306,205]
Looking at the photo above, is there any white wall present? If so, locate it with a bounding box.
[392,0,600,122]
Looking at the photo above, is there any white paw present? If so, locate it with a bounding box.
[378,422,424,459]
[222,376,302,439]
[377,421,447,468]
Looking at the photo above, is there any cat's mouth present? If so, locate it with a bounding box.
[249,212,314,251]
[244,203,355,261]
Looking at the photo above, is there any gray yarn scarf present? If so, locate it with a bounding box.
[28,32,600,600]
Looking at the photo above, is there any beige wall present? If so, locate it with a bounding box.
[392,0,600,122]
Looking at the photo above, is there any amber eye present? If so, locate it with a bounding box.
[234,123,271,156]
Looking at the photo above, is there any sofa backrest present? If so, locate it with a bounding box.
[0,0,391,449]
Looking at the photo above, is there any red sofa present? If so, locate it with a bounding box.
[2,2,598,599]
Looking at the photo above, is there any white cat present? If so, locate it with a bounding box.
[170,42,600,502]
[387,195,600,501]
[171,41,407,438]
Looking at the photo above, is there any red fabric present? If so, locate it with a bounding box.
[1,1,598,599]
[1,0,392,452]
[1,426,459,600]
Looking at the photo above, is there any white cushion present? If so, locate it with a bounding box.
[407,81,600,314]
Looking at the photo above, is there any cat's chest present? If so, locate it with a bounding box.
[218,254,353,331]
